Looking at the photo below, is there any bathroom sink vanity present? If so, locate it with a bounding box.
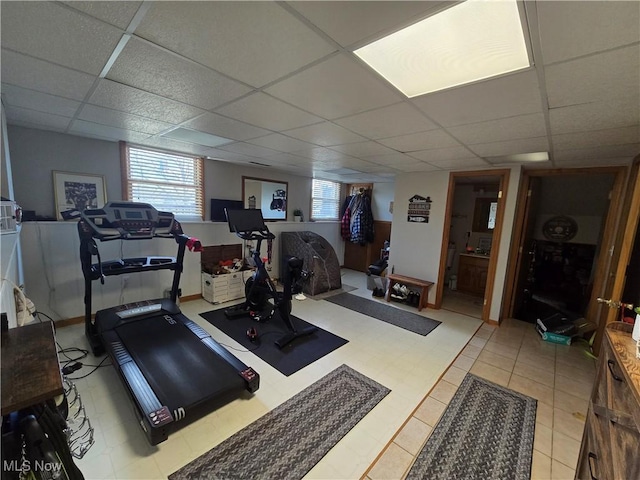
[457,253,490,295]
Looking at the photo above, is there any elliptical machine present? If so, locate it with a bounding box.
[223,208,316,349]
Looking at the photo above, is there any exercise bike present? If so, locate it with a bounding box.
[223,208,317,349]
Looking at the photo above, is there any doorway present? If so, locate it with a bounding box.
[503,167,627,332]
[436,169,510,322]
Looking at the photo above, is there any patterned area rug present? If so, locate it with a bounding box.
[324,293,440,336]
[170,365,390,480]
[407,374,537,480]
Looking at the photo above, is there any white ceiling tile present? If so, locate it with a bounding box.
[553,127,640,152]
[378,129,460,152]
[537,1,640,65]
[218,142,282,159]
[553,144,639,163]
[181,113,269,142]
[362,152,422,166]
[60,1,142,30]
[334,102,438,139]
[1,84,81,118]
[203,148,260,164]
[549,100,640,136]
[412,70,542,126]
[69,120,150,143]
[447,113,547,145]
[260,152,313,166]
[553,156,631,168]
[288,1,451,47]
[137,137,211,156]
[1,2,123,75]
[329,141,396,157]
[545,45,640,108]
[215,93,323,131]
[5,106,72,131]
[291,146,352,162]
[78,105,173,135]
[107,39,251,110]
[283,122,367,146]
[246,134,315,153]
[89,80,204,124]
[394,162,441,172]
[408,146,479,163]
[135,2,335,87]
[427,157,489,169]
[469,137,550,157]
[1,50,96,101]
[265,54,400,119]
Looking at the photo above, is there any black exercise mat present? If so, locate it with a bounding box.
[325,292,440,336]
[200,307,348,376]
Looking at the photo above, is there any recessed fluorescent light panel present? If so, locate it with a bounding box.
[354,0,531,97]
[485,152,549,164]
[162,127,233,148]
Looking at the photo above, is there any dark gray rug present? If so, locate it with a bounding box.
[324,293,440,336]
[169,364,390,480]
[407,374,537,480]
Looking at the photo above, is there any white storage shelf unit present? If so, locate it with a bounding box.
[202,270,253,304]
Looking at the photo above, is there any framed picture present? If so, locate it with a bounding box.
[53,171,107,220]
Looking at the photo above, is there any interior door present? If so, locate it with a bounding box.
[510,176,541,318]
[591,158,640,355]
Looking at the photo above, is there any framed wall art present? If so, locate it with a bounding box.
[53,171,107,220]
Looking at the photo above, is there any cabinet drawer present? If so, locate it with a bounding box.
[609,415,640,480]
[602,336,637,418]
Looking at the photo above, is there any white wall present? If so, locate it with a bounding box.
[9,125,315,222]
[1,103,22,328]
[20,220,342,321]
[371,182,394,222]
[389,167,522,322]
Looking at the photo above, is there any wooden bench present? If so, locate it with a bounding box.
[385,274,434,312]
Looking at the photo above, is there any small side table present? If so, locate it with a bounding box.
[1,321,63,415]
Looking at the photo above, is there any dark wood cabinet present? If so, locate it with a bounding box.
[576,323,640,480]
[457,254,489,296]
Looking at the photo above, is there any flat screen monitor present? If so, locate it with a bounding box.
[225,208,266,233]
[210,199,243,222]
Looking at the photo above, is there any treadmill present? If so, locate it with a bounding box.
[78,201,259,445]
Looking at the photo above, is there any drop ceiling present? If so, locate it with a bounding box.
[1,1,638,183]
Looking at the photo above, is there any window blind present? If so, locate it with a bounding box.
[124,146,204,218]
[311,179,342,220]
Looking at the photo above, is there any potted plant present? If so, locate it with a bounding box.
[293,209,303,222]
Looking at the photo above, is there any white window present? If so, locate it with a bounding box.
[311,179,342,221]
[123,145,204,219]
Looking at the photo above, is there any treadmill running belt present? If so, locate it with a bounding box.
[115,315,244,412]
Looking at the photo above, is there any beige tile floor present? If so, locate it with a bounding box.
[363,316,597,480]
[53,269,594,479]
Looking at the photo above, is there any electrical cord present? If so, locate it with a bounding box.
[66,356,111,380]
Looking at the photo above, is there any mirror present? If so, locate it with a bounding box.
[242,176,288,221]
[472,197,498,232]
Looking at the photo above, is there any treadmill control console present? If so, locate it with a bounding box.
[116,303,162,319]
[80,201,177,240]
[239,368,260,393]
[148,406,173,427]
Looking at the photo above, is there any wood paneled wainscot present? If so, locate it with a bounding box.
[457,254,489,296]
[575,322,640,480]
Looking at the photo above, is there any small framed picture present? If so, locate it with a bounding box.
[53,171,107,220]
